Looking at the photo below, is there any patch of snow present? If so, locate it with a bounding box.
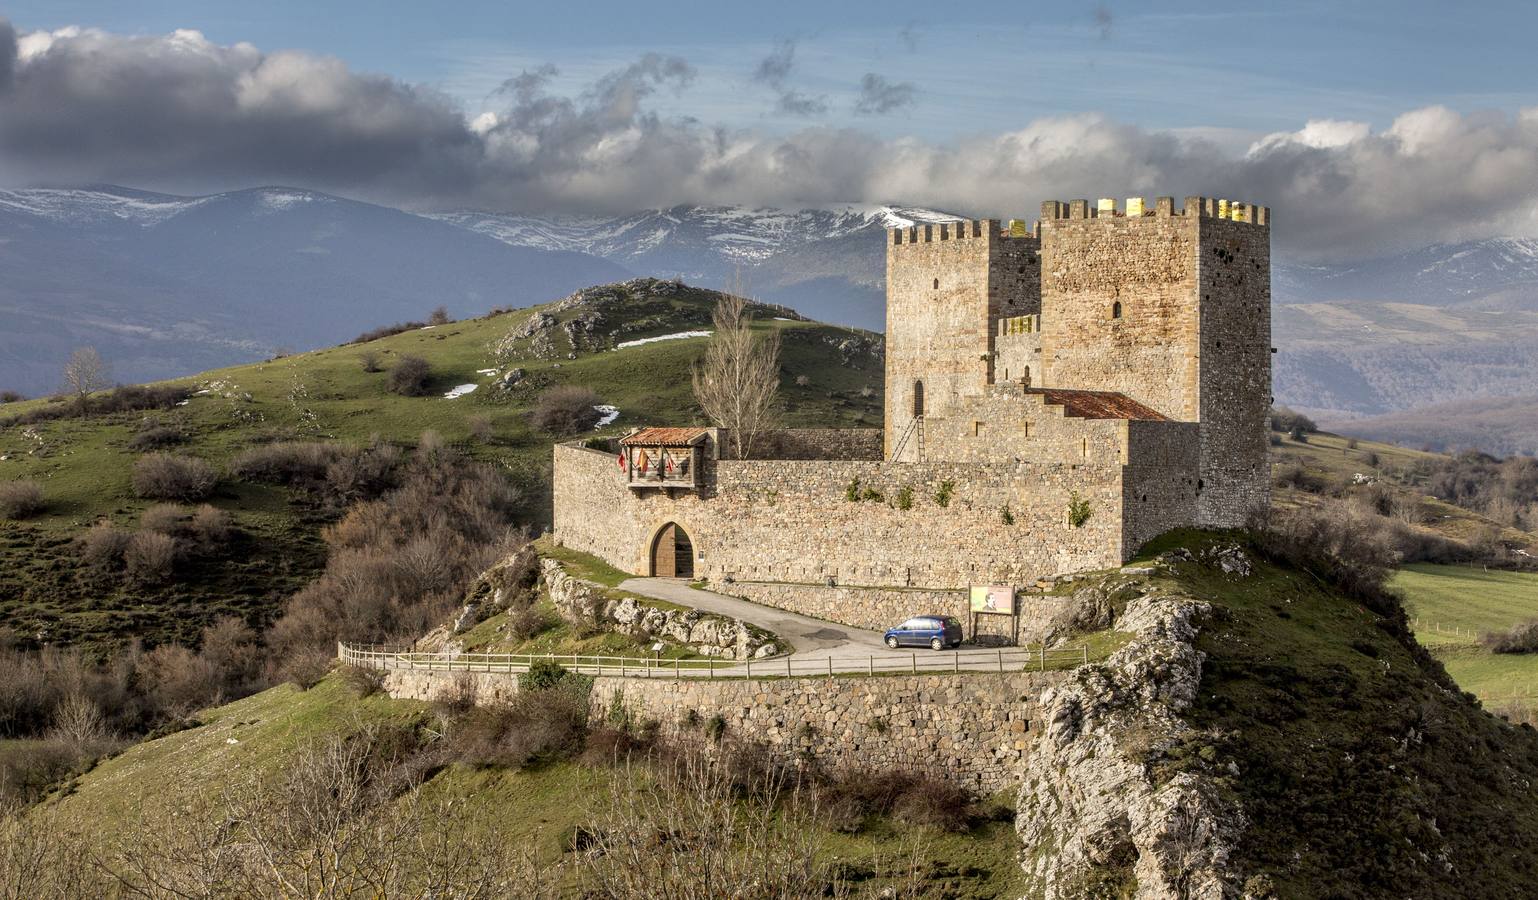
[615,330,712,350]
[476,368,499,376]
[443,384,478,400]
[773,317,794,321]
[593,405,620,427]
[420,325,437,330]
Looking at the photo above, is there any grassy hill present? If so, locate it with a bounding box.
[0,278,882,650]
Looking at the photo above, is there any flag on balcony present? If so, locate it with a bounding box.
[637,449,650,473]
[617,451,626,471]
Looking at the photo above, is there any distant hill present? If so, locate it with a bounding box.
[0,186,629,396]
[1317,395,1538,456]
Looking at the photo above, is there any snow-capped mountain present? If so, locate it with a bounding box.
[0,185,626,396]
[1275,237,1538,310]
[429,204,963,332]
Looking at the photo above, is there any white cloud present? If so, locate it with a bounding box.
[3,22,1538,260]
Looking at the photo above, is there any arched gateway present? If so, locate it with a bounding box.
[649,522,695,578]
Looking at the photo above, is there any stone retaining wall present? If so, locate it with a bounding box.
[371,665,1064,795]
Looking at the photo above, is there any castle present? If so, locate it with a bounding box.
[553,196,1270,630]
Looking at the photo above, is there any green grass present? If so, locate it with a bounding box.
[0,282,882,650]
[455,599,704,661]
[43,673,1027,897]
[1390,563,1538,705]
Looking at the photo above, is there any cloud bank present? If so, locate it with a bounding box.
[3,23,1538,259]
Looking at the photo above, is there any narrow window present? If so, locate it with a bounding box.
[933,278,939,290]
[912,380,925,417]
[1111,301,1122,319]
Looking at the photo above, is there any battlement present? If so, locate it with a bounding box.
[1038,196,1270,227]
[889,219,1041,246]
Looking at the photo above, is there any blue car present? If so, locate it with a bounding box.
[884,615,964,650]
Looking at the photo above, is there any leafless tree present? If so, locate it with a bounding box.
[62,346,110,408]
[691,275,781,459]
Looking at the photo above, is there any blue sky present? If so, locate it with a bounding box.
[3,2,1538,257]
[9,0,1536,143]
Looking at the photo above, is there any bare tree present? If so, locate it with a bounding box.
[62,347,110,409]
[691,276,781,459]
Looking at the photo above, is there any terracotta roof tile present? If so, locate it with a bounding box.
[620,427,712,447]
[1027,388,1169,421]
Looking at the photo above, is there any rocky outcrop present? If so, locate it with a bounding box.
[541,559,780,660]
[1017,581,1248,898]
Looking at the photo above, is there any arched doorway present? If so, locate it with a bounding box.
[650,523,695,578]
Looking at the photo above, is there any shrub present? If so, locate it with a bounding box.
[794,374,810,387]
[351,321,427,344]
[124,531,178,584]
[894,485,914,510]
[505,605,550,642]
[820,769,975,833]
[0,482,45,520]
[441,691,588,769]
[230,441,343,485]
[341,664,385,698]
[0,391,22,404]
[1000,505,1014,525]
[428,306,451,326]
[1483,621,1538,655]
[387,355,433,396]
[1270,406,1317,434]
[358,350,382,373]
[466,415,494,443]
[76,524,131,573]
[1067,490,1092,528]
[1289,425,1309,443]
[1250,504,1401,614]
[520,659,570,693]
[131,453,216,501]
[933,480,955,508]
[190,505,234,546]
[531,386,601,435]
[134,645,220,717]
[127,424,185,451]
[845,477,862,503]
[139,504,187,534]
[1274,463,1327,493]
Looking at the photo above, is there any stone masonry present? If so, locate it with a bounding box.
[552,193,1270,624]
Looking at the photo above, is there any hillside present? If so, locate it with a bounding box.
[19,532,1538,897]
[0,278,883,649]
[1317,394,1538,457]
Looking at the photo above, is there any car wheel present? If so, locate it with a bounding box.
[930,638,943,651]
[886,636,899,649]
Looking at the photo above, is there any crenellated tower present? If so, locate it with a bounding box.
[1035,195,1271,526]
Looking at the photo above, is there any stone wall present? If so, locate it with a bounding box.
[1196,214,1272,527]
[724,581,1071,644]
[372,664,1065,794]
[746,428,884,461]
[596,671,1061,795]
[554,442,1129,589]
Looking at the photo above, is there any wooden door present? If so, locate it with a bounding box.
[652,524,677,577]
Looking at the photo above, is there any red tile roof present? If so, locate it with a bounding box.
[620,427,712,447]
[1027,388,1169,421]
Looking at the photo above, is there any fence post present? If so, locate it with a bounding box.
[869,655,874,677]
[954,651,959,674]
[911,652,917,675]
[708,656,714,677]
[746,658,752,679]
[827,656,833,678]
[1039,644,1045,672]
[997,650,1004,674]
[1082,646,1089,666]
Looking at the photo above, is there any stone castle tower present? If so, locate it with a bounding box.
[884,197,1271,527]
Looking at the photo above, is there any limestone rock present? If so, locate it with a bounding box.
[1017,588,1247,898]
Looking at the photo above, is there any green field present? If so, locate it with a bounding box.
[1393,563,1538,704]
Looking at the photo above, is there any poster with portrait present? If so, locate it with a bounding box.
[969,584,1015,615]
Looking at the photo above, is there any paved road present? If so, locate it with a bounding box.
[618,577,894,658]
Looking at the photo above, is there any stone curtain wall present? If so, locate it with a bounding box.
[374,665,1065,794]
[1196,215,1273,527]
[594,671,1063,795]
[923,387,1131,466]
[553,443,1128,588]
[1037,200,1202,423]
[1120,420,1201,550]
[745,428,884,461]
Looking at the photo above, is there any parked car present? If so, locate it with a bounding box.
[884,615,964,650]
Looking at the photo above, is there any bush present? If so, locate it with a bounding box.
[351,321,427,344]
[139,504,187,534]
[0,482,45,520]
[531,386,601,435]
[189,505,233,546]
[520,659,570,692]
[1270,406,1318,434]
[1250,504,1401,615]
[1067,490,1092,528]
[819,769,975,833]
[341,664,385,698]
[134,645,220,717]
[466,415,494,444]
[358,350,383,373]
[440,690,588,769]
[428,306,451,326]
[505,605,551,642]
[1483,621,1538,654]
[131,454,216,501]
[0,391,22,404]
[76,524,131,574]
[124,531,178,584]
[387,355,433,396]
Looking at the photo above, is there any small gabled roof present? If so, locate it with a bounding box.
[620,427,711,447]
[1027,388,1169,421]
